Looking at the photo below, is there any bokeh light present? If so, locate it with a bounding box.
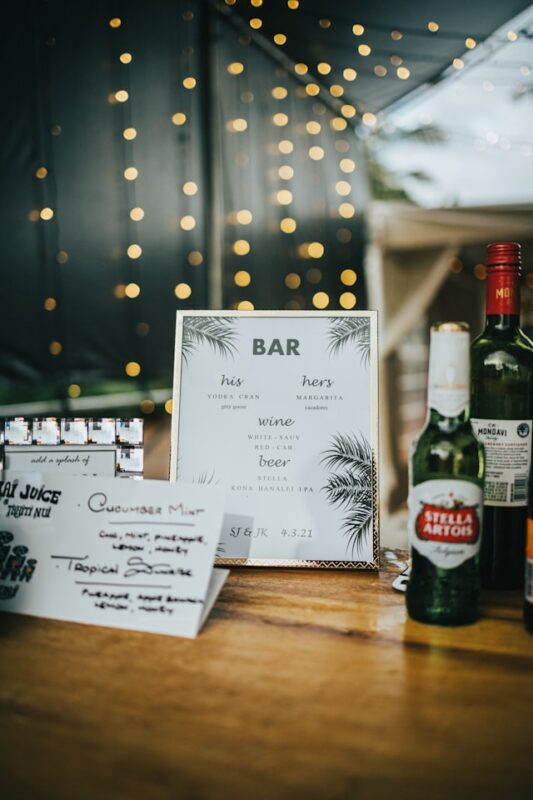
[175,283,192,299]
[312,292,329,309]
[125,361,141,377]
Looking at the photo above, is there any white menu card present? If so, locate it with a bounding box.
[0,473,228,638]
[170,311,379,569]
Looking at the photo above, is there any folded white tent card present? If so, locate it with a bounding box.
[0,473,227,638]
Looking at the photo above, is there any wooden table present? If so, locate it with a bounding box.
[1,554,532,800]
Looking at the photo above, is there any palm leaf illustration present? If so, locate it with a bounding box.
[321,432,373,558]
[321,432,373,480]
[193,470,218,485]
[182,317,237,361]
[322,473,371,511]
[327,317,370,365]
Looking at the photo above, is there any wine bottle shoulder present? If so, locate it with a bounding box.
[471,329,532,419]
[472,325,533,352]
[471,329,533,372]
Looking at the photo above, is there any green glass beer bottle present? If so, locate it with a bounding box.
[471,242,533,589]
[406,322,485,626]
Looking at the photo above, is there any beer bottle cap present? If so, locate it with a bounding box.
[431,321,469,333]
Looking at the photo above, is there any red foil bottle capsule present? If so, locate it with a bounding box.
[485,241,521,316]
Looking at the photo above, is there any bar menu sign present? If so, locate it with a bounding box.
[170,311,379,569]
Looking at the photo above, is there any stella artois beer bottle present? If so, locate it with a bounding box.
[406,322,485,626]
[471,242,533,590]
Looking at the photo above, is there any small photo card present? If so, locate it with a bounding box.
[33,418,60,446]
[170,311,379,569]
[117,418,143,446]
[116,445,144,474]
[5,418,31,445]
[60,418,88,445]
[0,474,228,639]
[88,418,116,445]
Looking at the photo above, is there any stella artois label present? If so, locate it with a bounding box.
[408,479,483,569]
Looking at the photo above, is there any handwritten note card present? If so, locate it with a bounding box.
[0,474,228,638]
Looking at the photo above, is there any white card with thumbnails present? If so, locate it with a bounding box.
[0,473,227,638]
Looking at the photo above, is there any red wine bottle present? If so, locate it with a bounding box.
[471,242,533,589]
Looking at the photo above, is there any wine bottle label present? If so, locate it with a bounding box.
[527,519,533,603]
[427,330,470,417]
[486,271,520,315]
[409,479,483,569]
[471,418,532,507]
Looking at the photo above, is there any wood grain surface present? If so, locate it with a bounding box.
[1,553,532,800]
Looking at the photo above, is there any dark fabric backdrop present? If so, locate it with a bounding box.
[0,0,369,396]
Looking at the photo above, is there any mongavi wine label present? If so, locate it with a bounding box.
[409,480,483,569]
[471,418,532,507]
